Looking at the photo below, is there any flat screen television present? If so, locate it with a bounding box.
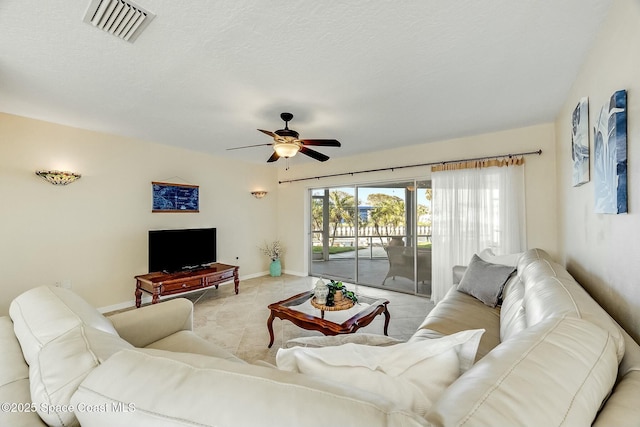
[148,228,217,273]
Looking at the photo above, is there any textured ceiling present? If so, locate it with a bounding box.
[0,0,612,165]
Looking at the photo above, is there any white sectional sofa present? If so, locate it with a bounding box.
[423,248,640,426]
[1,248,639,426]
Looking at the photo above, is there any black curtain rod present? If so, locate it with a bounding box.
[278,149,542,184]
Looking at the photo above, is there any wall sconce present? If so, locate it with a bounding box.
[35,170,82,185]
[251,191,268,199]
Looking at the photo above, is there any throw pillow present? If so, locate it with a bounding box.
[478,248,523,267]
[276,329,484,418]
[284,333,402,349]
[457,254,516,307]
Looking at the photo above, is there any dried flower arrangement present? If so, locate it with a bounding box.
[259,240,285,261]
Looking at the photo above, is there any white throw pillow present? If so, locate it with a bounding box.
[276,329,484,418]
[478,248,523,267]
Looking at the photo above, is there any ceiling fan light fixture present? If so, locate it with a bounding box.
[273,142,300,158]
[229,112,339,163]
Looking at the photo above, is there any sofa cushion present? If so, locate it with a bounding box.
[426,316,619,427]
[106,298,194,348]
[457,254,516,307]
[136,347,245,366]
[521,259,625,362]
[0,317,30,396]
[516,247,554,277]
[10,286,118,365]
[145,330,245,362]
[30,325,133,426]
[499,275,527,342]
[72,349,429,427]
[276,329,484,418]
[0,317,48,427]
[9,286,132,427]
[594,369,640,427]
[417,287,500,360]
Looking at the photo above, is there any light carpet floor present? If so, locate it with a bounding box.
[184,274,435,365]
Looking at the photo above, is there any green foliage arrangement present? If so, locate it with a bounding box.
[325,280,358,306]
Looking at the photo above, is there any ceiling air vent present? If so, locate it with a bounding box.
[83,0,155,43]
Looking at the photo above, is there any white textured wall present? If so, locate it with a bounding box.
[0,113,278,314]
[555,0,640,342]
[277,123,557,279]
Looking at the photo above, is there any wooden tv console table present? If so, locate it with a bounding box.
[135,263,239,308]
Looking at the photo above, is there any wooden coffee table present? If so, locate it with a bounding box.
[267,290,390,348]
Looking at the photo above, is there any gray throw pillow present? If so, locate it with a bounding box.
[457,254,516,307]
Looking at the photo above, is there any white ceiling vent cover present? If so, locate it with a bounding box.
[83,0,155,43]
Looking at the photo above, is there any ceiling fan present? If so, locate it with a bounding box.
[227,112,341,163]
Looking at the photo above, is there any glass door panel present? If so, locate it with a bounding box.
[310,187,357,282]
[309,180,431,297]
[415,180,432,296]
[357,182,414,291]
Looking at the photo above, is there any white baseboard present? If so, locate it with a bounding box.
[283,269,307,277]
[243,271,269,280]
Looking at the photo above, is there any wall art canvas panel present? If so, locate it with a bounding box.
[594,89,627,214]
[571,97,590,186]
[152,182,199,212]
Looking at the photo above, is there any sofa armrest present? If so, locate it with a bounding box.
[107,298,193,348]
[284,333,402,349]
[0,317,49,427]
[593,370,640,427]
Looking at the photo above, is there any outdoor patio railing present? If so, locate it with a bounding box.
[313,231,432,259]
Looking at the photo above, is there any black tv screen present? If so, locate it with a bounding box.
[148,228,217,273]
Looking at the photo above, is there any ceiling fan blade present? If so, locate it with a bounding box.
[299,146,329,162]
[258,129,277,137]
[300,139,341,147]
[267,152,280,163]
[226,143,273,151]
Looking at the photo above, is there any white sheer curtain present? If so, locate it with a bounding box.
[430,163,526,304]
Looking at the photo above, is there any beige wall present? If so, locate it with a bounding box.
[555,0,640,342]
[277,123,558,278]
[1,113,556,315]
[0,113,278,314]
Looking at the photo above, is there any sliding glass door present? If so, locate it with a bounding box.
[310,187,357,282]
[309,180,431,296]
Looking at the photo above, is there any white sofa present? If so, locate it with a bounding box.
[1,248,639,426]
[1,286,242,427]
[423,248,640,426]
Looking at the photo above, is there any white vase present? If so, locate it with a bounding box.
[314,278,329,305]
